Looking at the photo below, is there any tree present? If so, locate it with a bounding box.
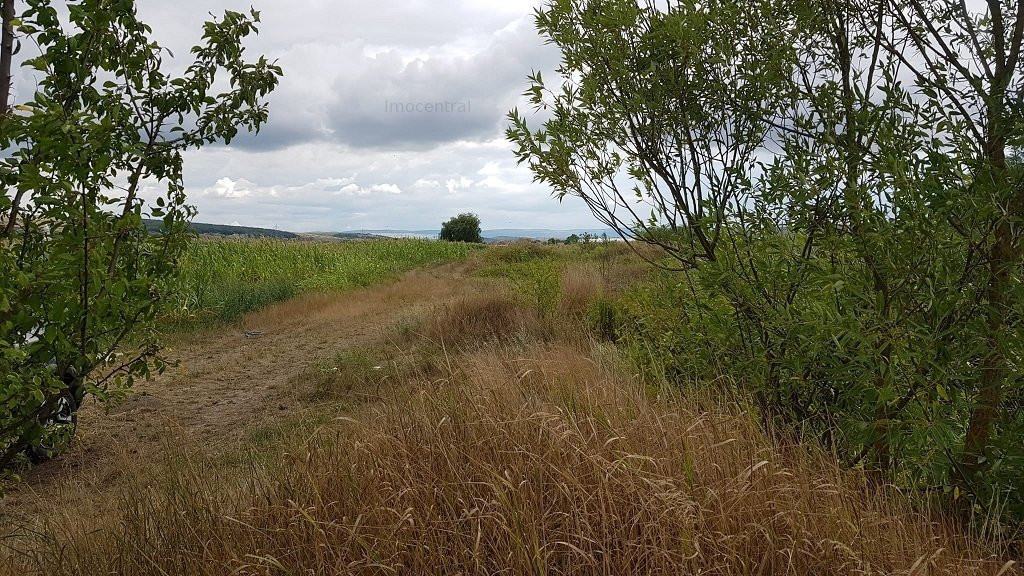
[508,0,794,268]
[439,213,482,243]
[0,0,281,468]
[877,0,1024,485]
[509,0,1024,524]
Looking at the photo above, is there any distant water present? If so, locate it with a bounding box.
[367,231,436,239]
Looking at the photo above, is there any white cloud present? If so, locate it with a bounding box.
[446,177,475,194]
[209,177,252,199]
[370,184,403,195]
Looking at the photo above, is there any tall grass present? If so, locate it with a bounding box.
[5,341,1012,575]
[168,238,477,325]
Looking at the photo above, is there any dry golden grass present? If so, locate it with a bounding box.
[0,255,1017,575]
[4,343,1015,574]
[419,287,545,349]
[559,263,605,316]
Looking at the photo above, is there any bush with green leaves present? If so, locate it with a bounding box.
[439,213,482,243]
[0,1,280,467]
[509,0,1024,533]
[477,247,563,320]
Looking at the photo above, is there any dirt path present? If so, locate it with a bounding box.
[0,263,481,524]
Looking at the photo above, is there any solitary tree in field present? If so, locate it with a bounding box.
[0,0,281,467]
[439,213,482,243]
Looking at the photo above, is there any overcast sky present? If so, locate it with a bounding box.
[119,1,592,232]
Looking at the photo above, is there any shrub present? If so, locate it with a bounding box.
[420,291,541,348]
[587,297,619,342]
[508,0,1024,531]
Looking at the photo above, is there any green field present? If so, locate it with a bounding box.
[167,238,478,326]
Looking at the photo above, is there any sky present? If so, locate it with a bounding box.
[115,0,596,232]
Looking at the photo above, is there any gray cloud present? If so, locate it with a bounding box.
[323,20,556,149]
[221,15,558,152]
[124,1,594,232]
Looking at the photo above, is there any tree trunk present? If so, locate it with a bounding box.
[959,120,1021,481]
[0,0,16,238]
[0,0,14,117]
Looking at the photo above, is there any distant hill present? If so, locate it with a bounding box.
[331,232,391,241]
[144,220,298,239]
[352,228,618,242]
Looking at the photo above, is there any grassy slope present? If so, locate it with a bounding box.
[2,244,1016,575]
[143,219,300,239]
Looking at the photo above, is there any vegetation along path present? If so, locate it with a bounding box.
[0,263,480,524]
[1,245,1017,575]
